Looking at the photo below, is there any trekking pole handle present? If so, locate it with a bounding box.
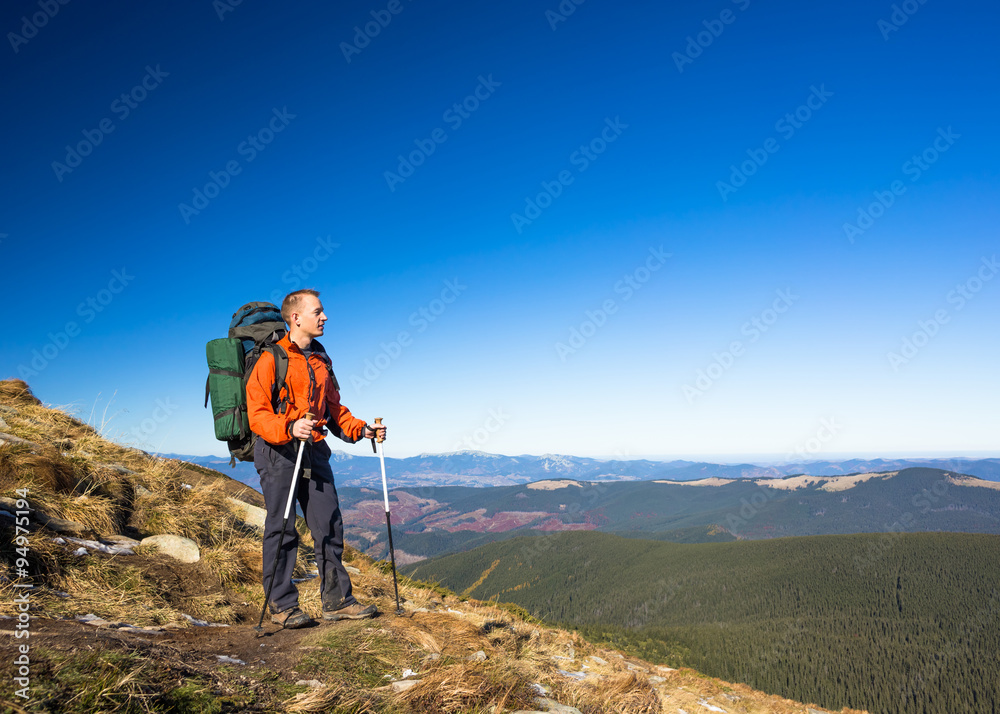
[374,418,385,443]
[370,417,384,453]
[301,412,315,441]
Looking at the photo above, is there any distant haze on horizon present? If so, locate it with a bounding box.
[2,0,997,460]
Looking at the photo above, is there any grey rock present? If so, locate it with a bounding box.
[390,680,419,693]
[96,463,136,475]
[0,415,8,430]
[586,655,608,666]
[140,534,200,563]
[36,512,89,536]
[649,675,666,684]
[118,626,166,635]
[468,650,487,662]
[533,698,584,714]
[227,497,266,530]
[295,679,324,688]
[345,565,361,575]
[0,432,39,448]
[104,535,141,547]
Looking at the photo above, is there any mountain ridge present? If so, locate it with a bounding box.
[164,449,1000,494]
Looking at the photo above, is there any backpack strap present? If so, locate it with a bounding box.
[264,343,290,414]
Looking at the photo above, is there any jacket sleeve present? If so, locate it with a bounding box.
[246,350,294,445]
[325,384,367,444]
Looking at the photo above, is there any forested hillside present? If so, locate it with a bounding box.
[405,531,1000,714]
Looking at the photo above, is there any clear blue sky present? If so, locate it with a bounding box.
[2,0,997,461]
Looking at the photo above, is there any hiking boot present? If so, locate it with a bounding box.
[271,606,315,629]
[323,602,378,621]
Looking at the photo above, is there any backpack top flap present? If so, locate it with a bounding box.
[229,302,286,360]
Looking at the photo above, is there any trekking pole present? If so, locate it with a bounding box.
[372,418,404,615]
[255,412,313,635]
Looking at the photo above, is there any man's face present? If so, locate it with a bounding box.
[294,295,327,338]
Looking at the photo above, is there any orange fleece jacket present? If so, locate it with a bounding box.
[246,334,366,446]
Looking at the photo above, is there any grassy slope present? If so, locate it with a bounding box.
[0,379,866,714]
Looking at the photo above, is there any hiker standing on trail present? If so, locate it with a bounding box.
[247,288,384,629]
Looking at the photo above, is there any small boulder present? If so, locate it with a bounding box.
[227,497,266,530]
[140,534,200,563]
[533,698,584,714]
[37,513,89,536]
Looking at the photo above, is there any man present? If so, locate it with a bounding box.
[247,288,384,628]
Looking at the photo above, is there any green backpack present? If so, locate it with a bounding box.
[205,302,289,465]
[204,301,341,465]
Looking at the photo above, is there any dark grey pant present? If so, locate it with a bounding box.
[254,437,356,614]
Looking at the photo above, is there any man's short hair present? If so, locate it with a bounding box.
[281,289,320,325]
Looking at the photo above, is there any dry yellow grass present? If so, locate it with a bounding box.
[0,379,43,406]
[284,681,388,713]
[397,659,537,713]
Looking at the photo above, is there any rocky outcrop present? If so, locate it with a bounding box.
[139,534,200,563]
